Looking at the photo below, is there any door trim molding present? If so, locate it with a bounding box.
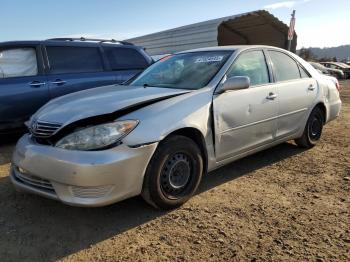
[220,107,308,135]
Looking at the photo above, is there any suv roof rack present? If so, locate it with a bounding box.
[46,37,134,45]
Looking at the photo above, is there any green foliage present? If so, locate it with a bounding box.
[298,48,316,61]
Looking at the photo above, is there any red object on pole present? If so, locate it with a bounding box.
[288,10,296,41]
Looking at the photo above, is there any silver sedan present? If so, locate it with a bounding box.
[10,46,342,209]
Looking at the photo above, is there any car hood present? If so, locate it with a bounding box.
[327,68,345,74]
[32,85,190,126]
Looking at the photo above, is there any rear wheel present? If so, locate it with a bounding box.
[295,107,324,148]
[142,135,203,209]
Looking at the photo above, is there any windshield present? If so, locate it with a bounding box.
[130,51,233,90]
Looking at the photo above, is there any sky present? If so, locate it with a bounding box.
[0,0,349,48]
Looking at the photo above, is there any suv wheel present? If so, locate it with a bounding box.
[142,135,203,209]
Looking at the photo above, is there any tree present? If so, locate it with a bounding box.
[298,48,316,61]
[318,57,332,62]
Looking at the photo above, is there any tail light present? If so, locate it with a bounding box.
[335,79,341,92]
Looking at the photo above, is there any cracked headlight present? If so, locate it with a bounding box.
[55,120,139,151]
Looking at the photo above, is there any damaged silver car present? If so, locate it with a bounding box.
[10,46,342,209]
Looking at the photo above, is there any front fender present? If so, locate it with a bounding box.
[120,88,213,146]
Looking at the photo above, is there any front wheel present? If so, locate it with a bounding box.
[142,135,203,210]
[295,107,324,148]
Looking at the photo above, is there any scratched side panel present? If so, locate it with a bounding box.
[274,78,318,138]
[213,85,278,162]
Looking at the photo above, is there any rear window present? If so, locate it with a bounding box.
[104,47,148,70]
[299,65,310,78]
[0,48,38,78]
[46,46,103,74]
[269,51,301,82]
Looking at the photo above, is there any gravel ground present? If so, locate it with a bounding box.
[0,81,349,262]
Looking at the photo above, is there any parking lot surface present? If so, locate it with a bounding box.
[0,81,349,261]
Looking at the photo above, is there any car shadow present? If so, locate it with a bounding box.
[0,142,306,261]
[198,142,305,193]
[0,133,22,165]
[0,132,23,145]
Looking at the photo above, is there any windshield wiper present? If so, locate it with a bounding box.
[120,71,143,85]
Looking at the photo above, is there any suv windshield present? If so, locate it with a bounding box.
[130,51,233,90]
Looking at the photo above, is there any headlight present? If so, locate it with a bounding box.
[55,120,139,151]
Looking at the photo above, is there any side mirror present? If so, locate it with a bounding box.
[216,76,250,94]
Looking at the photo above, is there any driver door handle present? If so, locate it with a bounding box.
[266,92,278,100]
[29,81,46,88]
[51,79,67,85]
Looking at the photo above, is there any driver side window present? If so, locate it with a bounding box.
[227,50,270,86]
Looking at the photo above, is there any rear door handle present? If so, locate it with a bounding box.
[308,84,315,91]
[51,79,66,85]
[29,81,46,88]
[266,92,278,100]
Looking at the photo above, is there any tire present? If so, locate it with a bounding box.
[142,135,203,210]
[295,107,324,148]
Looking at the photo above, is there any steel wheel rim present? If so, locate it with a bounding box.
[309,115,322,140]
[160,152,192,199]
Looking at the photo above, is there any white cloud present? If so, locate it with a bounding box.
[264,1,296,10]
[264,0,312,10]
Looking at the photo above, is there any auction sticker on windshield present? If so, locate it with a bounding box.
[195,56,224,63]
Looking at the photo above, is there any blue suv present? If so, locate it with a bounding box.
[0,38,153,133]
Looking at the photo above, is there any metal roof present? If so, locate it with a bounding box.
[126,10,297,55]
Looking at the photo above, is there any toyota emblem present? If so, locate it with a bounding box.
[31,120,38,132]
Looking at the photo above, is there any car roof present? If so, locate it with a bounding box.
[321,62,339,65]
[323,62,349,68]
[336,62,350,67]
[0,40,42,46]
[178,45,287,54]
[309,62,323,67]
[0,39,141,49]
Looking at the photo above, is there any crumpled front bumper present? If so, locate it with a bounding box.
[10,134,158,207]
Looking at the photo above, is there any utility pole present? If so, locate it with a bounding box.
[287,10,296,52]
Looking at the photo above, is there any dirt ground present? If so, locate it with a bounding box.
[0,81,349,262]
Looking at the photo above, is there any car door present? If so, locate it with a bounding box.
[102,46,151,84]
[267,50,318,138]
[0,45,50,131]
[44,44,117,99]
[213,50,278,162]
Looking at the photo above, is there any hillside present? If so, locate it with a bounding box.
[298,45,350,61]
